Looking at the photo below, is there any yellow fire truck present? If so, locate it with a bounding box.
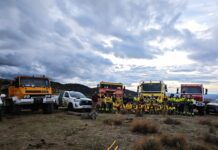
[2,76,55,114]
[137,80,168,101]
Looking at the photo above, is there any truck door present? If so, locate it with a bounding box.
[63,92,70,107]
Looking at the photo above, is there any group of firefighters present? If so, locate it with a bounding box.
[92,94,199,116]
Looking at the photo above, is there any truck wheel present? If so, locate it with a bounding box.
[68,103,74,111]
[43,103,54,114]
[0,107,2,121]
[198,107,205,116]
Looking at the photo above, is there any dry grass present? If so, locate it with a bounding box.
[198,119,212,126]
[103,115,125,126]
[130,119,158,134]
[203,133,218,146]
[134,137,162,150]
[163,117,181,125]
[209,126,216,134]
[160,134,187,150]
[188,143,209,150]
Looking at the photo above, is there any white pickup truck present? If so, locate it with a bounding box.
[55,91,92,111]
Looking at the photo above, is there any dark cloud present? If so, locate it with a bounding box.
[0,0,217,91]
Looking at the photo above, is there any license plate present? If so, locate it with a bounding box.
[196,102,204,107]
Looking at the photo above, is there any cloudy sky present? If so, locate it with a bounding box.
[0,0,218,93]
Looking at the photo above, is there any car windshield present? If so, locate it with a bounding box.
[142,83,161,92]
[20,78,49,87]
[70,92,86,98]
[181,87,202,94]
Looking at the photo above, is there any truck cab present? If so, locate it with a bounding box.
[137,81,168,101]
[177,84,208,115]
[97,81,124,98]
[2,76,55,114]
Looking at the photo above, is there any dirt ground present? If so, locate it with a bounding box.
[0,111,218,150]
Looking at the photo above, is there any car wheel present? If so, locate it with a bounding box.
[68,103,74,111]
[43,103,54,114]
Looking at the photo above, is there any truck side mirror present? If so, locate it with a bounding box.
[0,94,6,98]
[176,88,179,94]
[137,86,139,93]
[205,89,208,95]
[165,85,168,92]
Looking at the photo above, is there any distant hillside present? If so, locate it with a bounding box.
[51,81,96,97]
[51,81,137,97]
[0,78,137,98]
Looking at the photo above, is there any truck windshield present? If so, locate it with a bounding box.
[20,78,49,87]
[181,87,202,94]
[142,83,161,92]
[70,92,86,98]
[100,84,122,90]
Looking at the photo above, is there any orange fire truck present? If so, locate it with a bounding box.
[97,81,124,98]
[1,76,55,114]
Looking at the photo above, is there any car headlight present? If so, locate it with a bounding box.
[74,99,80,102]
[24,95,30,99]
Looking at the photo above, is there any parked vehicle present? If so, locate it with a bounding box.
[177,84,208,115]
[0,94,4,120]
[1,76,55,114]
[137,80,168,100]
[206,99,218,114]
[55,91,92,111]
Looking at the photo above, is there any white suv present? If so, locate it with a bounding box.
[56,91,92,111]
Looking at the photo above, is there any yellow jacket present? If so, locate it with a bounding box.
[125,103,132,110]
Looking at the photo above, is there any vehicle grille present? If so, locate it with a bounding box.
[80,101,92,106]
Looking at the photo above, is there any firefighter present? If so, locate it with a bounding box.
[100,95,106,112]
[188,95,196,116]
[105,96,113,112]
[125,102,132,113]
[91,92,99,111]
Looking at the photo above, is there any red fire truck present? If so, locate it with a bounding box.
[177,84,208,115]
[97,81,124,98]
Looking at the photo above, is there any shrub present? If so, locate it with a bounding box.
[164,117,181,125]
[203,133,218,145]
[103,115,124,126]
[130,119,158,134]
[134,137,162,150]
[199,119,212,126]
[188,143,209,150]
[209,126,216,134]
[161,134,186,150]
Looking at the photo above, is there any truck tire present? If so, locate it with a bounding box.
[0,107,2,121]
[198,107,205,116]
[68,103,74,111]
[43,103,54,114]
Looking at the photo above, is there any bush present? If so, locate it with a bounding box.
[103,115,124,126]
[199,119,212,126]
[188,143,209,150]
[130,119,158,134]
[134,137,162,150]
[209,126,216,134]
[203,133,218,145]
[164,117,181,125]
[161,134,186,150]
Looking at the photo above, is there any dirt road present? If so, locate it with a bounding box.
[0,111,217,150]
